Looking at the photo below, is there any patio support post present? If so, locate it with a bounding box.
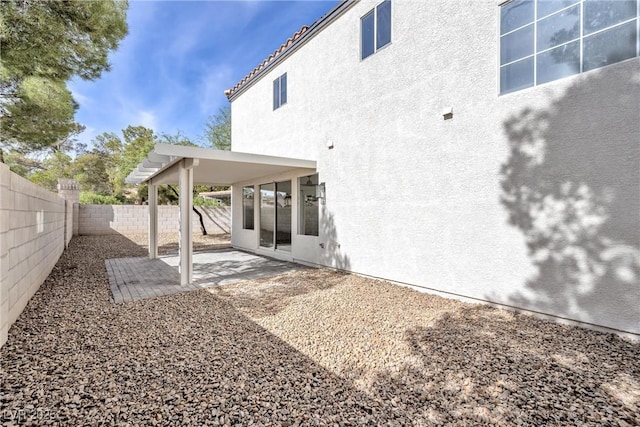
[178,158,198,286]
[148,183,158,259]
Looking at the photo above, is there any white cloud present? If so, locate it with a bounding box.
[136,110,158,130]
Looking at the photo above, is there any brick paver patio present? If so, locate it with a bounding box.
[106,249,306,303]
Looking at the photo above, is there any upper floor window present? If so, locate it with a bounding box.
[500,0,639,94]
[361,0,392,60]
[273,73,287,110]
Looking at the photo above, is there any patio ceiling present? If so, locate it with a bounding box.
[125,143,317,186]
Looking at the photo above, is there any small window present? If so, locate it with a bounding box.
[273,73,287,110]
[243,186,254,229]
[361,0,392,60]
[298,174,319,236]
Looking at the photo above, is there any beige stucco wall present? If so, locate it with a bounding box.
[78,205,231,235]
[0,163,68,347]
[230,1,640,335]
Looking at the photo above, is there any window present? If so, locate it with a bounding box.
[273,73,287,110]
[500,0,639,94]
[243,186,254,229]
[361,0,392,60]
[298,174,319,236]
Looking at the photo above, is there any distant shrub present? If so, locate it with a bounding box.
[193,196,222,207]
[80,192,122,205]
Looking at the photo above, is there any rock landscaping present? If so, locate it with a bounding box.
[1,235,638,426]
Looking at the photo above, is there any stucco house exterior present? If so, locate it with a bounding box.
[129,0,639,337]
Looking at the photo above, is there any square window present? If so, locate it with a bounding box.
[273,73,287,110]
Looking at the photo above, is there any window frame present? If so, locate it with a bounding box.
[297,174,319,237]
[273,72,287,110]
[360,0,392,60]
[498,0,639,95]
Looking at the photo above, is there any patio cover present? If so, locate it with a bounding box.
[125,143,316,286]
[125,143,316,186]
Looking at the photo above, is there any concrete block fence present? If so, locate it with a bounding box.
[0,164,73,347]
[0,164,232,348]
[78,205,231,235]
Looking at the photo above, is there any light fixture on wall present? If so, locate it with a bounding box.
[317,182,326,205]
[442,106,453,120]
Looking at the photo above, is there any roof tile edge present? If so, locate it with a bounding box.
[224,0,355,101]
[224,26,309,99]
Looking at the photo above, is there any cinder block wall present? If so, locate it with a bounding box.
[78,205,231,235]
[0,163,69,347]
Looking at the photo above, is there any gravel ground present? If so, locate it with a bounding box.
[1,235,639,426]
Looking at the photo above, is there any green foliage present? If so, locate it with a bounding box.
[80,192,122,205]
[0,0,128,81]
[1,78,83,152]
[114,126,155,196]
[203,106,231,150]
[0,0,129,151]
[73,152,112,194]
[29,151,74,191]
[5,124,229,206]
[1,149,41,177]
[157,130,198,147]
[194,196,222,207]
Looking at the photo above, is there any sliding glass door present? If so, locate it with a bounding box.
[260,180,292,251]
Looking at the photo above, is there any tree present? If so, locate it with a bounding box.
[203,106,231,150]
[1,150,42,177]
[114,125,155,196]
[29,151,74,192]
[86,131,124,195]
[0,78,84,152]
[0,0,128,151]
[73,152,112,195]
[157,130,198,147]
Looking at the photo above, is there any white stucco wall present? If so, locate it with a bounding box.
[230,1,640,335]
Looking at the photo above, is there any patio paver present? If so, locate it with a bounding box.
[106,248,306,303]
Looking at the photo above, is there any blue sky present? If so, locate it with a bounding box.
[69,0,338,148]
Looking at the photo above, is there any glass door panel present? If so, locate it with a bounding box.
[259,183,274,248]
[275,180,292,251]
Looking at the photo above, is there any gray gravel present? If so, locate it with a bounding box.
[1,235,639,426]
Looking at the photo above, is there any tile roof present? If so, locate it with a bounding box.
[224,26,309,100]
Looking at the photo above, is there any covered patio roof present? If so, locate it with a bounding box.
[125,143,316,287]
[125,143,316,186]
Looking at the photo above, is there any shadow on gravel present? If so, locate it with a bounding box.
[210,269,349,318]
[363,304,640,425]
[0,235,396,425]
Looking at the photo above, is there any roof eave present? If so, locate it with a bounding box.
[225,0,358,102]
